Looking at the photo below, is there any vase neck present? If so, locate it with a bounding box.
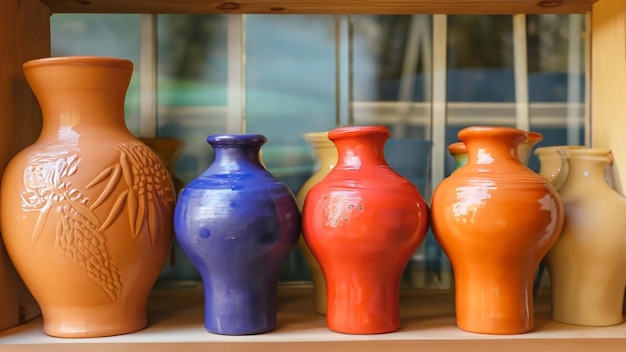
[304,133,338,173]
[23,58,133,140]
[562,150,612,187]
[208,135,266,172]
[460,127,527,168]
[329,127,389,170]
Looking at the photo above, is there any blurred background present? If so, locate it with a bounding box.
[50,13,586,289]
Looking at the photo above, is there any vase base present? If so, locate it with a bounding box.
[42,304,147,338]
[456,322,533,335]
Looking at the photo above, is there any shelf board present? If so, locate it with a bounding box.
[1,282,625,352]
[40,0,597,14]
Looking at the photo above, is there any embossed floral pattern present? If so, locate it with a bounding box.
[20,143,173,301]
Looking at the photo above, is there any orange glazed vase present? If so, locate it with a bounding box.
[302,125,429,334]
[295,131,338,315]
[431,126,564,335]
[0,56,175,338]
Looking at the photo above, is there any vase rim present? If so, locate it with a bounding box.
[23,56,133,71]
[447,141,467,155]
[302,131,330,141]
[458,126,526,144]
[328,125,390,140]
[565,147,613,160]
[534,145,587,155]
[207,134,267,147]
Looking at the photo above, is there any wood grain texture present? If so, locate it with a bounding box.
[0,0,50,332]
[591,0,626,195]
[40,0,596,14]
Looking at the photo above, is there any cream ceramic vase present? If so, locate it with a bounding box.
[0,56,175,337]
[295,131,337,315]
[534,145,586,187]
[546,148,626,326]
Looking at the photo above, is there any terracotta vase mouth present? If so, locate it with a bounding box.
[458,126,527,145]
[207,134,267,147]
[328,125,391,141]
[23,56,133,71]
[447,142,467,156]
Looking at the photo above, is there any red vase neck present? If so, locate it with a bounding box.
[328,126,390,170]
[23,57,133,140]
[459,126,527,169]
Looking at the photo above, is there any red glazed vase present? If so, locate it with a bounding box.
[431,126,564,335]
[302,125,429,334]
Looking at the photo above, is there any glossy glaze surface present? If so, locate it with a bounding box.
[302,126,429,334]
[546,148,626,326]
[174,134,300,335]
[432,126,563,334]
[295,131,337,315]
[0,56,175,338]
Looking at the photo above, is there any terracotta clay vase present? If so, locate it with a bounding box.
[517,131,543,166]
[302,125,429,334]
[174,134,300,335]
[431,126,564,335]
[546,148,626,326]
[0,56,175,337]
[448,142,468,170]
[139,137,184,194]
[295,131,338,315]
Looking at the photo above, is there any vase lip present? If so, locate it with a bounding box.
[564,147,613,161]
[302,131,330,142]
[458,126,527,144]
[526,131,543,143]
[534,145,587,155]
[328,125,391,141]
[207,134,267,147]
[23,56,133,71]
[448,141,467,155]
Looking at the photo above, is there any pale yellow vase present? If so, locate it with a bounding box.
[296,131,338,315]
[546,148,626,326]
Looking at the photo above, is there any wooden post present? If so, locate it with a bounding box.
[591,0,626,195]
[0,0,51,331]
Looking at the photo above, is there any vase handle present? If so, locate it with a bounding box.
[551,148,570,190]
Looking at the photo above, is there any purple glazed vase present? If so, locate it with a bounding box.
[173,134,300,335]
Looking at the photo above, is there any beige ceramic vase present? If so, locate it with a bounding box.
[545,148,626,326]
[0,56,175,337]
[295,131,337,315]
[534,145,586,187]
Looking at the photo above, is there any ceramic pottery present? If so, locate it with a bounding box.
[535,145,587,187]
[295,131,338,315]
[448,130,542,169]
[302,125,429,334]
[546,148,626,326]
[432,126,564,335]
[173,134,300,335]
[0,56,175,338]
[448,142,468,170]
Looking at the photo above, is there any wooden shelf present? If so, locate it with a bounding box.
[1,282,624,352]
[40,0,597,15]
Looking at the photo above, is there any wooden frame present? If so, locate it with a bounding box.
[1,0,625,350]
